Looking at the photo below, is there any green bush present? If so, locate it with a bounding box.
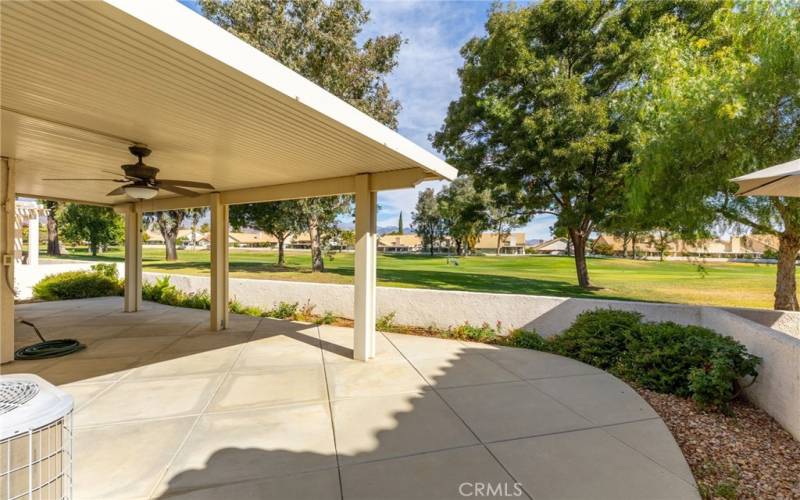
[376,312,397,331]
[33,270,122,300]
[90,263,119,280]
[266,301,298,319]
[618,322,760,410]
[506,329,548,349]
[549,309,642,370]
[761,248,778,260]
[315,311,336,325]
[508,309,760,412]
[450,322,498,342]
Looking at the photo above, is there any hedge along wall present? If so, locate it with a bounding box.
[142,272,800,439]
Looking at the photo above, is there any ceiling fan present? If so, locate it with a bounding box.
[43,145,215,200]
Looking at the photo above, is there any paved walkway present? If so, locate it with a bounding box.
[7,297,698,499]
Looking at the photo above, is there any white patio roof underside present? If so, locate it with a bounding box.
[0,0,456,207]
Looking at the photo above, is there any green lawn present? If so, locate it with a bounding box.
[44,246,788,309]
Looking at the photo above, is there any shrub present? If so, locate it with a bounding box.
[142,275,174,303]
[229,299,264,317]
[450,322,498,342]
[294,301,316,322]
[506,329,548,350]
[548,309,642,370]
[376,312,397,331]
[33,270,122,300]
[315,311,336,325]
[266,301,298,319]
[90,263,119,280]
[619,322,760,410]
[761,248,778,260]
[592,241,615,256]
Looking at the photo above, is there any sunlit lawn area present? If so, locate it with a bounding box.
[44,246,789,309]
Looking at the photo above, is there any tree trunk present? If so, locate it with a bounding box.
[568,228,591,288]
[90,242,98,257]
[164,234,178,261]
[46,214,61,256]
[309,218,324,272]
[622,233,629,259]
[455,239,463,256]
[774,232,800,311]
[496,233,501,256]
[631,234,637,259]
[277,238,286,266]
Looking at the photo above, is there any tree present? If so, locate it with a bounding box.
[436,176,489,256]
[144,209,207,261]
[628,2,800,309]
[397,211,404,235]
[200,0,402,128]
[43,200,62,256]
[433,0,719,288]
[57,204,123,256]
[485,190,528,256]
[229,201,301,266]
[297,196,351,272]
[188,208,207,250]
[412,188,445,256]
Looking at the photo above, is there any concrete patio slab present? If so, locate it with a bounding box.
[438,380,594,442]
[7,298,697,499]
[488,428,698,500]
[333,390,478,464]
[530,372,658,426]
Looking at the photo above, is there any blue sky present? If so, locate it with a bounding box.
[178,0,556,240]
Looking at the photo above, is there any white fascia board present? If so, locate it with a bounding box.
[103,0,457,181]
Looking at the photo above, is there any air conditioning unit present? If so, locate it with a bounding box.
[0,374,74,499]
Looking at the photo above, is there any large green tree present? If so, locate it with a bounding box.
[628,2,800,309]
[200,0,402,272]
[200,0,402,128]
[57,204,123,256]
[433,0,719,288]
[436,176,489,256]
[230,201,301,266]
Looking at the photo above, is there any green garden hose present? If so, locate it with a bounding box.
[14,320,85,360]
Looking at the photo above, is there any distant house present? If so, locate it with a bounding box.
[228,231,278,248]
[143,228,197,246]
[530,238,569,255]
[474,232,527,255]
[593,233,782,258]
[378,234,423,253]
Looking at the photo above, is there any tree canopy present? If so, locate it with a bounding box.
[230,201,301,266]
[627,1,800,309]
[433,0,718,287]
[57,204,123,256]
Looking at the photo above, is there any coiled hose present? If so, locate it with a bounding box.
[14,319,85,360]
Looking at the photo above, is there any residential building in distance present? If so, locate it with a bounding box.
[530,237,569,255]
[473,232,527,255]
[593,233,782,258]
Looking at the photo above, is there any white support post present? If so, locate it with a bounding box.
[27,217,39,266]
[210,193,229,331]
[353,174,377,361]
[123,204,142,312]
[1,158,16,364]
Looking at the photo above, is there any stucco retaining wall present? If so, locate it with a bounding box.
[140,272,800,439]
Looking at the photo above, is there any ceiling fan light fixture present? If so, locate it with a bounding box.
[123,184,158,200]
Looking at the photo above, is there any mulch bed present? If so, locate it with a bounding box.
[636,388,800,499]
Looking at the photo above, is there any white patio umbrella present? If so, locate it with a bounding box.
[732,158,800,197]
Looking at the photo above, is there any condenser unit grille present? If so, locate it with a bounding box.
[0,375,73,500]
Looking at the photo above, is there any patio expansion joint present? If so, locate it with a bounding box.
[144,330,251,500]
[383,332,536,500]
[319,325,346,500]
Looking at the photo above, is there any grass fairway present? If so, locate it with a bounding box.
[46,246,789,309]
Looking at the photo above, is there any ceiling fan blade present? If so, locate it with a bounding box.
[106,186,127,196]
[158,179,215,190]
[160,185,201,197]
[42,178,121,181]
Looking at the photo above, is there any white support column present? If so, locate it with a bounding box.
[27,217,39,266]
[354,174,377,361]
[1,158,16,364]
[210,193,229,331]
[123,204,143,312]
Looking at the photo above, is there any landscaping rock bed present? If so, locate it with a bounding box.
[637,388,800,499]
